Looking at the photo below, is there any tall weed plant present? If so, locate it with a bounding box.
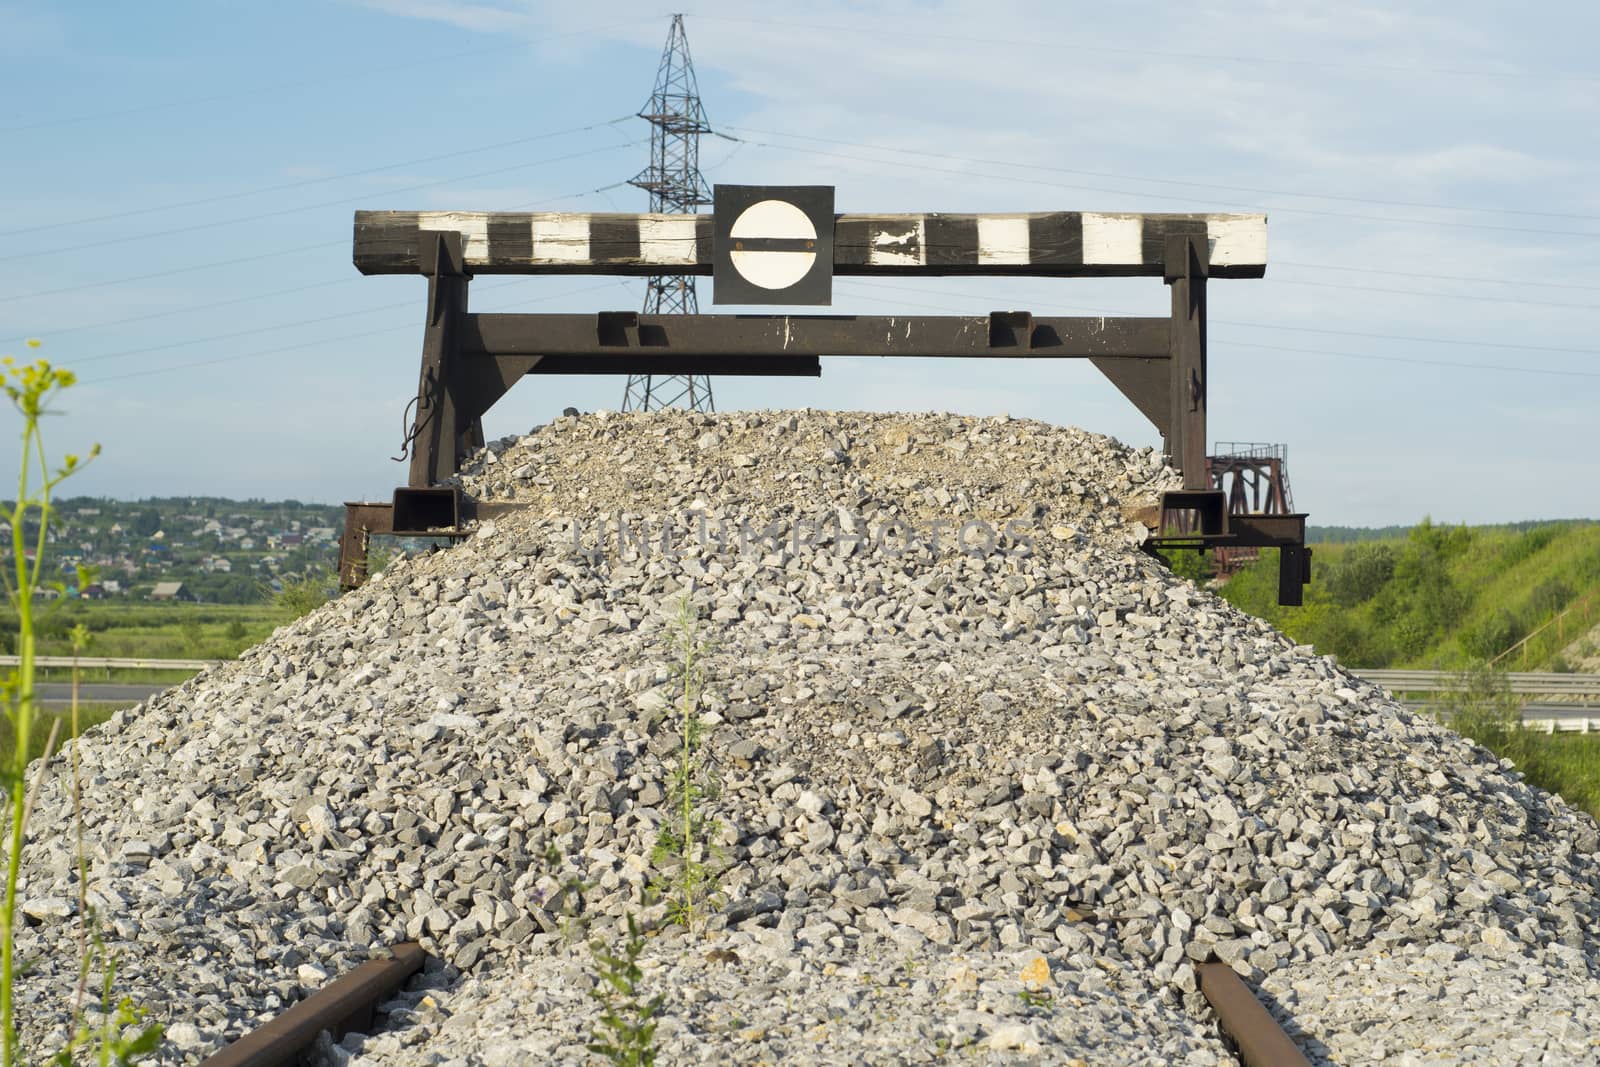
[587,593,722,1067]
[1,344,160,1064]
[650,594,723,932]
[585,914,662,1067]
[267,568,334,618]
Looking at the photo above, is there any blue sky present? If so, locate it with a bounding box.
[2,1,1597,524]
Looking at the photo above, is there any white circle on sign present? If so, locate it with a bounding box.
[729,199,817,290]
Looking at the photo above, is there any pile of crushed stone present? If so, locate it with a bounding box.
[9,410,1598,1066]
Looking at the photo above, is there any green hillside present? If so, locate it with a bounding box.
[1214,519,1600,670]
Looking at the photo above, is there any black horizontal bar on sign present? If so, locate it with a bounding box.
[458,313,1170,359]
[352,211,1267,278]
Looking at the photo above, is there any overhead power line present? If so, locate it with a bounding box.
[721,133,1600,240]
[1215,339,1600,379]
[3,18,653,133]
[1265,277,1600,312]
[1208,317,1600,355]
[80,281,632,386]
[68,280,516,367]
[1277,261,1600,294]
[2,276,356,346]
[0,241,346,305]
[58,273,1600,389]
[722,125,1600,224]
[9,141,644,263]
[0,116,635,238]
[836,280,1600,376]
[0,181,630,306]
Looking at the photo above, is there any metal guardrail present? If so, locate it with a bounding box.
[1360,669,1600,696]
[1404,699,1600,719]
[0,656,219,671]
[1526,717,1600,734]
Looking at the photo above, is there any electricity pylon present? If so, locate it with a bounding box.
[622,13,714,412]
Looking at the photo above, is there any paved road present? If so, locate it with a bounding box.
[35,682,169,707]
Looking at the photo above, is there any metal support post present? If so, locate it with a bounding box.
[1278,544,1312,607]
[1165,235,1209,489]
[407,232,473,489]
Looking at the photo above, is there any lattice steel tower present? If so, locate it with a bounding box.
[622,13,714,412]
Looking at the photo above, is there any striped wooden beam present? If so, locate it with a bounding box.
[353,210,1267,278]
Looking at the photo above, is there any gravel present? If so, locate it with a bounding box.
[10,409,1600,1065]
[1260,941,1600,1065]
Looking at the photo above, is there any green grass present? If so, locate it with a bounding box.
[1216,519,1600,670]
[0,704,123,767]
[1426,670,1600,820]
[0,601,293,662]
[1209,526,1600,821]
[1502,732,1600,820]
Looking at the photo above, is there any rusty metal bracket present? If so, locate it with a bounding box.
[987,310,1034,348]
[1157,488,1230,538]
[393,486,461,534]
[1143,489,1312,606]
[338,502,394,591]
[339,487,473,591]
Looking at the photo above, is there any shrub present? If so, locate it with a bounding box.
[1162,548,1213,585]
[1459,608,1524,661]
[1527,577,1574,620]
[270,569,334,617]
[1326,542,1397,607]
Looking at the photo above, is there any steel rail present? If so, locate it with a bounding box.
[1197,960,1313,1067]
[199,943,427,1067]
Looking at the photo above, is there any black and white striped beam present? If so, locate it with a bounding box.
[353,210,1266,278]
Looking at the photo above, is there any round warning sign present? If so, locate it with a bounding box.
[729,200,817,290]
[713,185,834,306]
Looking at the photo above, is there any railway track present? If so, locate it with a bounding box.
[196,941,1315,1065]
[1200,961,1313,1067]
[199,944,426,1067]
